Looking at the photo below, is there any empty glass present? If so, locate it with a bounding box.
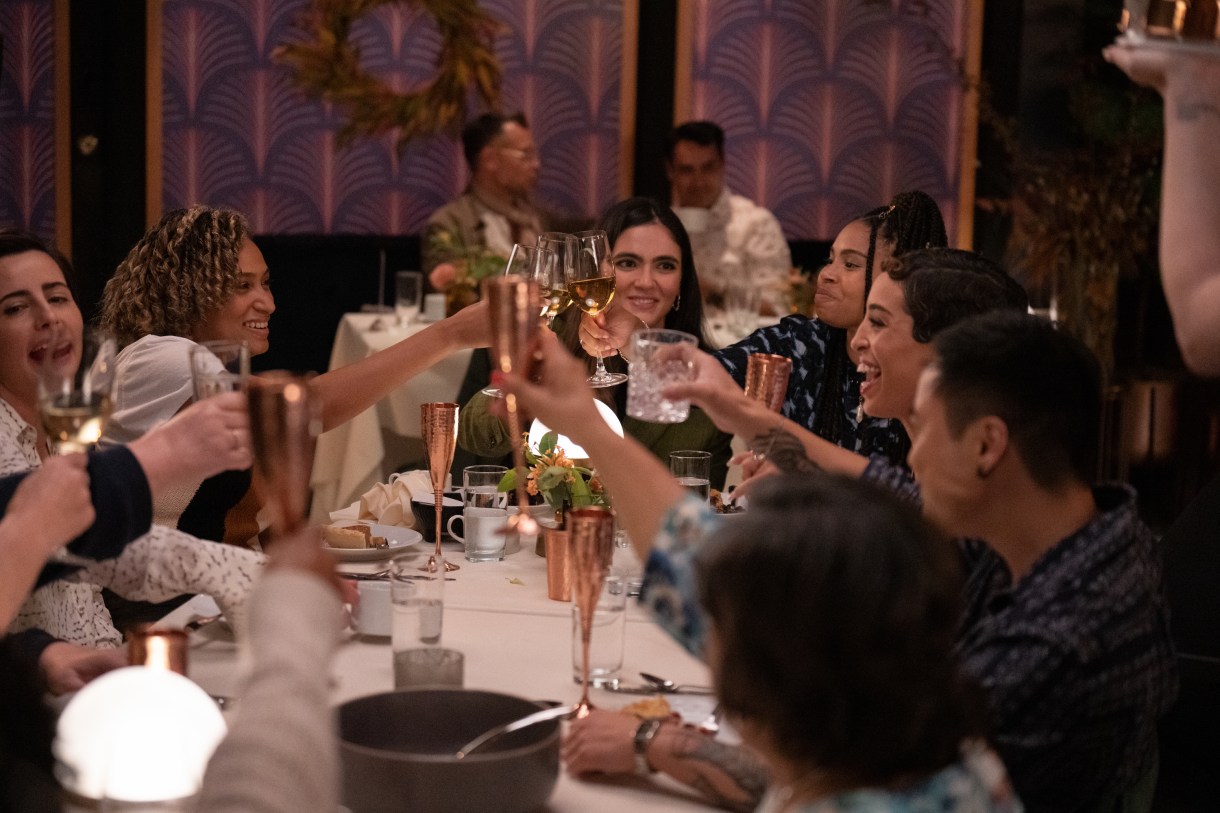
[626,328,698,423]
[190,341,249,401]
[395,270,423,326]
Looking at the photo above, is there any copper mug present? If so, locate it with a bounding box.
[128,625,188,675]
[544,528,572,601]
[744,353,792,412]
[1120,0,1220,40]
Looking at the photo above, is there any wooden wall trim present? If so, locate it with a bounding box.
[54,0,70,256]
[619,0,639,200]
[145,0,163,226]
[672,0,693,123]
[956,0,985,249]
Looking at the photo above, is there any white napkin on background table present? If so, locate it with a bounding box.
[329,470,433,527]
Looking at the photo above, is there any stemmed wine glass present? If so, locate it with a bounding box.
[568,506,617,717]
[482,243,557,398]
[246,373,320,537]
[38,327,117,566]
[482,275,542,537]
[535,232,575,327]
[567,230,626,387]
[420,401,459,572]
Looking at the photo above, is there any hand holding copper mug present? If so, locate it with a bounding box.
[247,373,319,536]
[743,353,792,413]
[483,275,543,537]
[420,402,460,572]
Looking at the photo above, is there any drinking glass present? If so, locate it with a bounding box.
[190,341,249,400]
[535,232,575,327]
[391,560,463,688]
[420,402,460,572]
[626,328,698,423]
[38,328,117,455]
[670,450,712,501]
[570,575,626,688]
[246,373,320,536]
[743,353,793,413]
[482,245,556,397]
[567,230,626,388]
[395,270,423,327]
[462,464,508,510]
[568,506,617,716]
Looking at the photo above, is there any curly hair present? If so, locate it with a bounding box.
[813,190,947,447]
[697,473,985,784]
[99,205,251,348]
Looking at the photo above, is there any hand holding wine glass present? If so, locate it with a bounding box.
[567,230,626,387]
[38,328,117,455]
[535,232,575,327]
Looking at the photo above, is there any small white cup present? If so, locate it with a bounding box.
[354,580,392,637]
[422,292,447,322]
[448,507,508,562]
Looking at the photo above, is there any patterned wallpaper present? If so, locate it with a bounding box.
[680,0,971,241]
[0,0,57,236]
[160,0,625,234]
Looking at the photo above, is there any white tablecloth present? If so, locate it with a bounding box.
[170,541,719,812]
[309,313,474,522]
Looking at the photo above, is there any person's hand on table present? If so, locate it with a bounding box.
[500,330,604,442]
[5,454,95,560]
[562,709,640,776]
[578,303,643,360]
[39,641,126,695]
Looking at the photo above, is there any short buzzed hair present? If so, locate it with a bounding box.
[461,112,528,172]
[933,311,1102,488]
[666,120,725,162]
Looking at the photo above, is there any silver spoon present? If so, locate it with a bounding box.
[455,704,576,759]
[639,672,714,695]
[184,614,223,633]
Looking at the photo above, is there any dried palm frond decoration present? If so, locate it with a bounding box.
[273,0,503,152]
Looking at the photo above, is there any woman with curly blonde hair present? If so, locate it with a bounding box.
[100,205,488,548]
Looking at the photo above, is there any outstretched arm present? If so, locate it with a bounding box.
[1105,46,1220,375]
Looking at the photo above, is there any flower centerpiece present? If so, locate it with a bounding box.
[427,230,509,316]
[497,430,608,518]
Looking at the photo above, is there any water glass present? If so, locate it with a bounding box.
[190,341,249,400]
[725,279,762,335]
[571,576,626,688]
[462,464,508,510]
[395,270,423,326]
[391,562,458,687]
[670,450,712,501]
[626,328,698,423]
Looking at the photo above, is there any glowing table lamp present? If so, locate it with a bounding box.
[55,666,227,804]
[527,399,624,460]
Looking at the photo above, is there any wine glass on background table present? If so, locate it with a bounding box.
[482,244,556,398]
[246,373,320,537]
[567,230,626,388]
[38,327,117,566]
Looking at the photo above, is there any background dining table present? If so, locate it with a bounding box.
[168,539,723,812]
[309,313,474,523]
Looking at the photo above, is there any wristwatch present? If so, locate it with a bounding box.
[632,718,663,775]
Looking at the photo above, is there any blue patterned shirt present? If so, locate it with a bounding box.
[715,316,910,465]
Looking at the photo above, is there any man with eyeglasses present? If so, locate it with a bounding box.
[666,120,791,315]
[423,112,549,283]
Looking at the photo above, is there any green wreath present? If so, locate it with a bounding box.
[274,0,503,151]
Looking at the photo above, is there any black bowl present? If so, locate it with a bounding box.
[410,493,463,541]
[338,689,559,813]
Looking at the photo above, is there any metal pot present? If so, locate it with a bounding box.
[338,689,560,813]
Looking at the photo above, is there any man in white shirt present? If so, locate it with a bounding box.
[667,121,792,314]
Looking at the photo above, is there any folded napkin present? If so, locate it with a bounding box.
[329,470,433,527]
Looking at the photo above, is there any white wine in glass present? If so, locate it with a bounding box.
[568,230,626,387]
[536,232,575,326]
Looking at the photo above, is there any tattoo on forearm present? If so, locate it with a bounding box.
[666,729,769,812]
[750,428,820,475]
[1175,96,1220,124]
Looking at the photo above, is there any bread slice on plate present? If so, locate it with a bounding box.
[324,524,387,549]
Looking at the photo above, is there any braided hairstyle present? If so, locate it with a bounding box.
[812,190,948,446]
[99,205,250,348]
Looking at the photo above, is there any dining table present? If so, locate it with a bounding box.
[167,538,722,812]
[309,313,474,523]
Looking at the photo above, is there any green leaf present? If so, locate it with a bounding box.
[539,431,558,455]
[497,470,517,492]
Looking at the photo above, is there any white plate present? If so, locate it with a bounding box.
[323,523,423,561]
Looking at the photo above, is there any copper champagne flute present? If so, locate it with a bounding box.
[246,373,320,537]
[420,402,459,572]
[483,275,542,537]
[568,506,616,717]
[743,353,793,413]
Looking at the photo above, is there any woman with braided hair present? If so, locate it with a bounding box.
[99,205,489,549]
[581,190,947,468]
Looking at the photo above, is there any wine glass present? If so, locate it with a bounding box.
[482,275,542,537]
[38,327,117,566]
[190,341,249,400]
[568,506,617,717]
[567,230,626,387]
[420,402,460,572]
[246,373,320,537]
[535,232,575,327]
[481,244,557,398]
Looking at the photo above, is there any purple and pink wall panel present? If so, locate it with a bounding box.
[0,0,56,236]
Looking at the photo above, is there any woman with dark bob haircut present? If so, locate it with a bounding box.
[458,196,732,487]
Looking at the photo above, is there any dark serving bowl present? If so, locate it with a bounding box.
[410,493,463,542]
[338,688,560,813]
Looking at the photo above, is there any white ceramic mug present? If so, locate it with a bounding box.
[422,292,447,322]
[354,580,392,637]
[447,507,507,562]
